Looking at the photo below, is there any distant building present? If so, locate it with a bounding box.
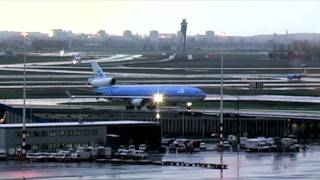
[205,30,215,41]
[123,30,133,40]
[195,34,206,41]
[27,32,49,40]
[0,31,21,40]
[149,30,159,42]
[96,30,108,40]
[159,33,176,40]
[52,29,73,40]
[0,31,48,40]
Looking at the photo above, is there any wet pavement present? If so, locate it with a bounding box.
[1,145,320,179]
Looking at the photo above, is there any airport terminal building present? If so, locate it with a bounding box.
[0,104,161,152]
[0,121,161,152]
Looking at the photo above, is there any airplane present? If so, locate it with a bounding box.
[286,73,306,81]
[69,62,207,110]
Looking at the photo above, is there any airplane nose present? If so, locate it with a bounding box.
[202,93,207,100]
[195,88,207,100]
[199,91,207,100]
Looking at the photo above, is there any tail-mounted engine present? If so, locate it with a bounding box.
[88,77,116,87]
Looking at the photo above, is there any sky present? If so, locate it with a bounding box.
[0,0,318,36]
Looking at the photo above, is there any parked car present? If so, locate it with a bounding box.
[35,152,50,161]
[118,145,126,151]
[71,148,91,161]
[200,142,207,150]
[7,148,16,157]
[55,150,72,162]
[128,145,135,151]
[47,153,57,161]
[188,140,201,152]
[161,138,175,146]
[26,153,38,161]
[97,146,112,159]
[139,144,147,151]
[133,150,148,159]
[119,149,134,159]
[0,149,7,160]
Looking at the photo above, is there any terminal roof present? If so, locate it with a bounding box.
[0,121,159,128]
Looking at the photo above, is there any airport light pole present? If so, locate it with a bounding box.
[237,95,240,150]
[219,54,224,149]
[182,111,185,137]
[219,53,224,178]
[21,32,28,159]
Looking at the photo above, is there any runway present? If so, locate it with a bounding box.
[2,92,320,106]
[0,54,142,68]
[1,97,320,121]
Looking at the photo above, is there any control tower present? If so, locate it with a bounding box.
[180,19,188,51]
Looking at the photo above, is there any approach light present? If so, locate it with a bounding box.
[153,93,164,103]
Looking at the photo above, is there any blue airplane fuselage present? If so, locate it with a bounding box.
[96,85,207,102]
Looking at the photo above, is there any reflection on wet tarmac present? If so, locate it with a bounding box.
[1,146,320,179]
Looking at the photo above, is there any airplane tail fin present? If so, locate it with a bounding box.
[91,61,107,78]
[88,61,115,87]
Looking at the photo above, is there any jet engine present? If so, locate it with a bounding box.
[88,77,116,87]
